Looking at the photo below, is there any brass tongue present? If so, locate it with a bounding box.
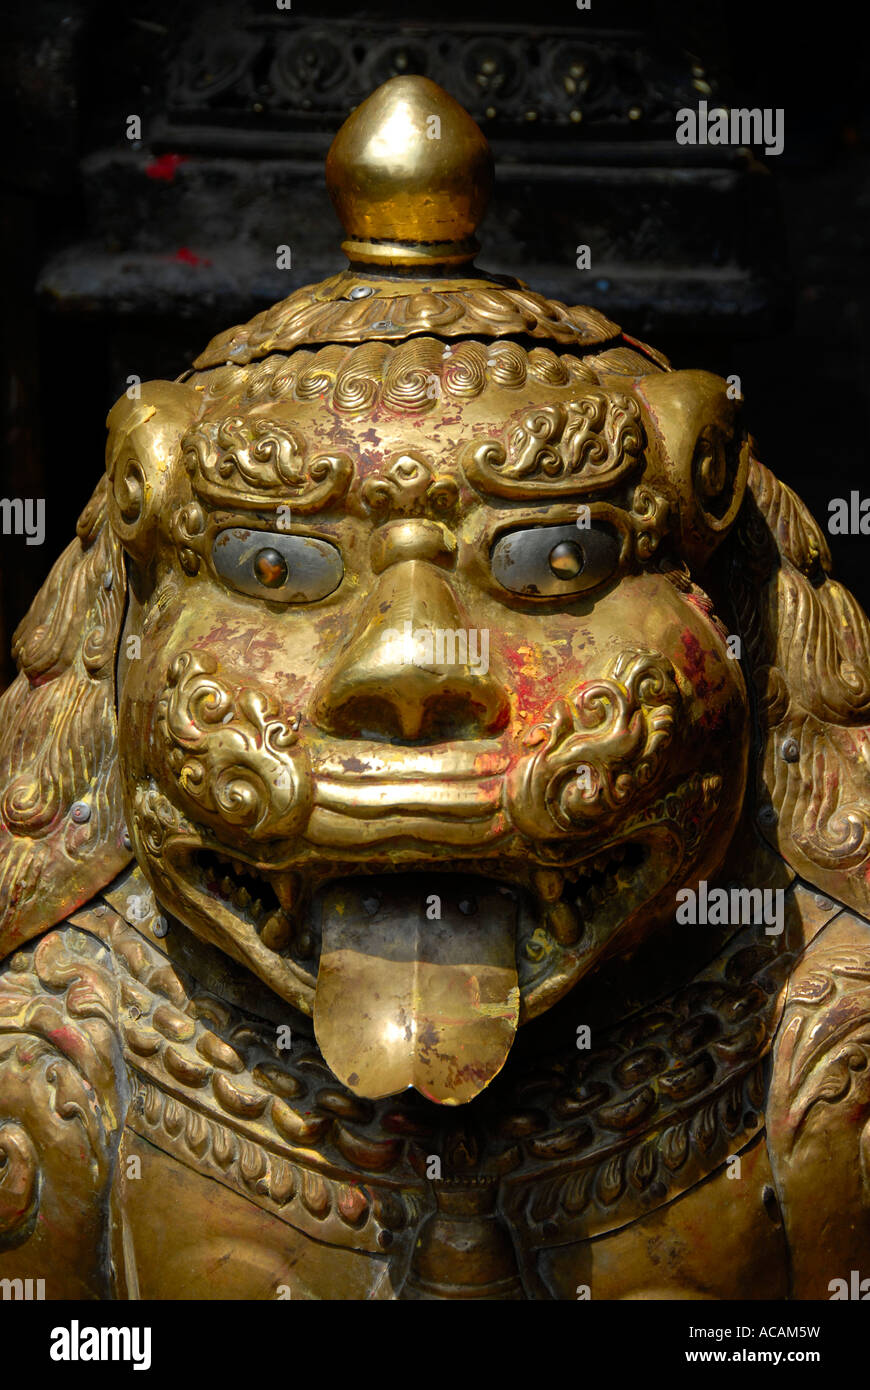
[314,876,520,1105]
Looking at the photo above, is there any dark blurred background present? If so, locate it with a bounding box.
[1,0,868,688]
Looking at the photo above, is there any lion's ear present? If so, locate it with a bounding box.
[730,455,870,916]
[634,369,750,572]
[106,380,198,564]
[0,475,130,960]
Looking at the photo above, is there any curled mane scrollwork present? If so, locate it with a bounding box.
[0,477,130,959]
[730,455,870,911]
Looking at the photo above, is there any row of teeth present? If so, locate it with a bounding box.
[529,845,637,950]
[206,852,299,955]
[203,844,636,960]
[214,852,268,920]
[532,845,632,904]
[573,847,631,909]
[215,850,251,878]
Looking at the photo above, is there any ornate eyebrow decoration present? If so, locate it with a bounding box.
[462,390,645,501]
[181,415,353,513]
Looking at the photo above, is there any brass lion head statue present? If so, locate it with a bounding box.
[2,77,868,1126]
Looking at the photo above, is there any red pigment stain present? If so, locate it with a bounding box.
[196,622,245,647]
[145,153,188,182]
[243,640,284,672]
[680,628,729,732]
[173,246,211,267]
[473,749,508,777]
[685,591,715,618]
[680,628,712,699]
[511,664,550,716]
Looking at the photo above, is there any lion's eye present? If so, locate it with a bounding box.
[491,523,621,597]
[212,528,343,602]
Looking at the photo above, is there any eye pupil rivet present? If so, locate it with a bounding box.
[781,737,800,763]
[253,547,289,588]
[70,801,91,824]
[548,540,585,580]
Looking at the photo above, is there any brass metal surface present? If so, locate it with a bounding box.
[1,75,869,1301]
[325,75,494,267]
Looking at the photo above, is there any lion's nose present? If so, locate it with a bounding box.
[311,561,510,742]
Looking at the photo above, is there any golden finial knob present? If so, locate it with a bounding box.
[325,75,493,270]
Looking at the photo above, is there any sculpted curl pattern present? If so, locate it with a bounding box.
[506,652,680,840]
[156,650,313,840]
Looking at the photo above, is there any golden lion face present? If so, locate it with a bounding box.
[98,339,752,1102]
[1,317,869,1108]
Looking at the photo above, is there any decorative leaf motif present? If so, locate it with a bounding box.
[628,1141,658,1191]
[193,278,622,370]
[597,1153,626,1206]
[660,1122,689,1172]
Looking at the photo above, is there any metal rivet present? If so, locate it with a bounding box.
[362,896,380,916]
[781,737,800,763]
[348,285,373,299]
[758,806,777,826]
[459,898,478,916]
[372,320,393,331]
[123,832,132,850]
[762,1184,781,1223]
[70,801,91,824]
[153,915,169,939]
[102,571,113,591]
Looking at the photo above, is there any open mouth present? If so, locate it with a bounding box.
[132,766,718,1103]
[186,833,655,1003]
[190,840,650,956]
[176,838,659,1104]
[195,849,305,956]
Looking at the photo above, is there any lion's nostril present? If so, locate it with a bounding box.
[310,559,510,743]
[319,689,507,745]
